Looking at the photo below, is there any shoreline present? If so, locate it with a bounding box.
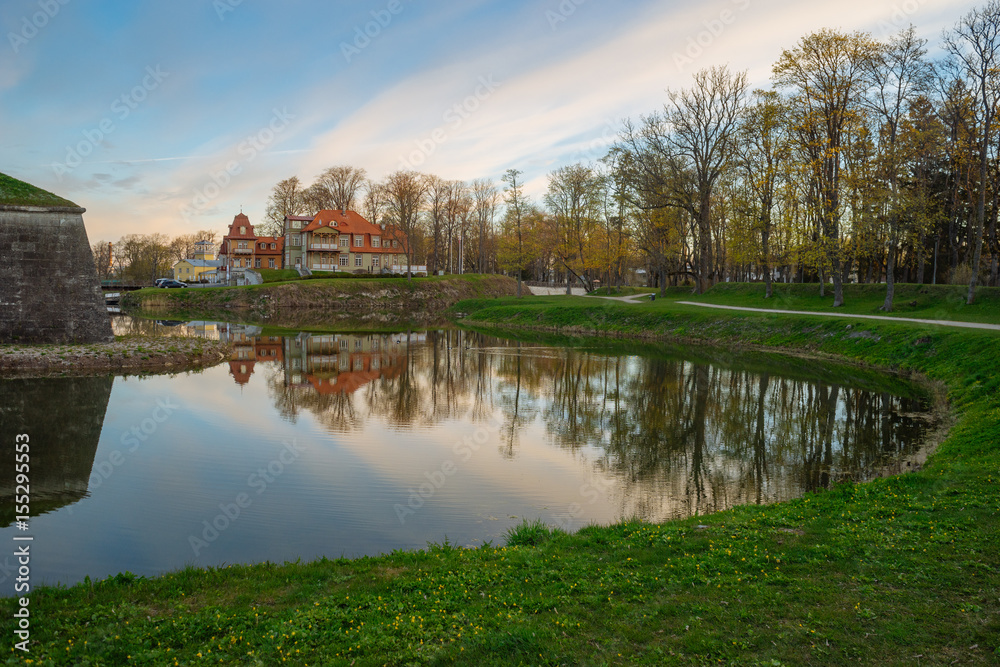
[0,336,232,378]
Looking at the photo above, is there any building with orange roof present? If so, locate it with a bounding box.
[284,209,408,274]
[218,212,285,283]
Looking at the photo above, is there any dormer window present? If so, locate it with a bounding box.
[332,220,338,227]
[240,226,246,234]
[372,236,380,248]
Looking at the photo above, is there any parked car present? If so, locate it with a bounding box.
[158,279,188,288]
[154,278,172,287]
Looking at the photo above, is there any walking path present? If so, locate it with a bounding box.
[675,301,1000,331]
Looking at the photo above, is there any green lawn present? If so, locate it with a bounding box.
[5,287,1000,665]
[257,268,302,283]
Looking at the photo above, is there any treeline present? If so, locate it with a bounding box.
[267,4,999,308]
[91,231,217,284]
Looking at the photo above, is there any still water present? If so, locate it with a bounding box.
[0,319,939,587]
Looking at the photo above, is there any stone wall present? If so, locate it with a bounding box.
[0,205,113,343]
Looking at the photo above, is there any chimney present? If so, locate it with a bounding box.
[341,203,346,216]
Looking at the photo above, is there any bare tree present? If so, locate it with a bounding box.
[944,1,1000,304]
[471,178,500,273]
[263,176,306,236]
[619,66,748,294]
[444,180,472,273]
[866,25,933,311]
[362,179,388,226]
[313,165,368,213]
[382,170,428,281]
[424,175,449,273]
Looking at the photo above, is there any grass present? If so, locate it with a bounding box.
[257,268,303,283]
[0,171,78,208]
[677,281,1000,325]
[3,282,1000,665]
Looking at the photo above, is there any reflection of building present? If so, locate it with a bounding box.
[283,332,423,394]
[215,323,282,386]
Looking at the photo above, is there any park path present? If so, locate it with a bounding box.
[675,301,1000,332]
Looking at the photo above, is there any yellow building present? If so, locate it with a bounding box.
[173,240,223,283]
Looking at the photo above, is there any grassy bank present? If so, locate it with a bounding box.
[121,274,517,325]
[3,293,999,665]
[658,281,1000,325]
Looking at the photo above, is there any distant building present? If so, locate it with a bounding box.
[284,209,408,273]
[173,240,223,283]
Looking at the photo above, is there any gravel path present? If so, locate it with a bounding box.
[676,301,1000,331]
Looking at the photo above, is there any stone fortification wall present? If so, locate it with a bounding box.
[0,205,113,343]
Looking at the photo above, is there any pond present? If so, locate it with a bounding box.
[0,319,940,587]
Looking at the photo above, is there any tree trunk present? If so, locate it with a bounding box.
[762,218,772,299]
[968,136,989,305]
[882,243,896,312]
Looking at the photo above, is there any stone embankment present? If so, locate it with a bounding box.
[123,275,518,323]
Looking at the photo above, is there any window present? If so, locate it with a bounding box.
[339,255,349,266]
[268,258,275,268]
[255,258,261,268]
[372,256,380,268]
[355,255,363,267]
[271,243,276,249]
[340,236,349,248]
[372,236,380,248]
[354,235,363,247]
[240,226,246,234]
[260,242,266,250]
[392,240,398,248]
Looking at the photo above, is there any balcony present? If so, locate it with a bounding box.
[308,243,342,251]
[232,248,253,254]
[310,263,345,271]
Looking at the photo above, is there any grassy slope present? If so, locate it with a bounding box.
[671,282,1000,325]
[122,274,517,316]
[2,288,999,665]
[0,171,78,208]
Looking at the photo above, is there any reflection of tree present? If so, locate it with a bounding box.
[257,328,937,521]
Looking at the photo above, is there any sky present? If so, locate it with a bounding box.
[0,0,981,242]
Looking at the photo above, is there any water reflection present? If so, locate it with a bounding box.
[249,327,933,518]
[0,377,113,524]
[0,321,938,586]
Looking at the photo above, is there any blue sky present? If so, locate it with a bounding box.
[0,0,979,241]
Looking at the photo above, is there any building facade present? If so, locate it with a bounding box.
[284,209,408,273]
[218,213,285,282]
[173,240,223,283]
